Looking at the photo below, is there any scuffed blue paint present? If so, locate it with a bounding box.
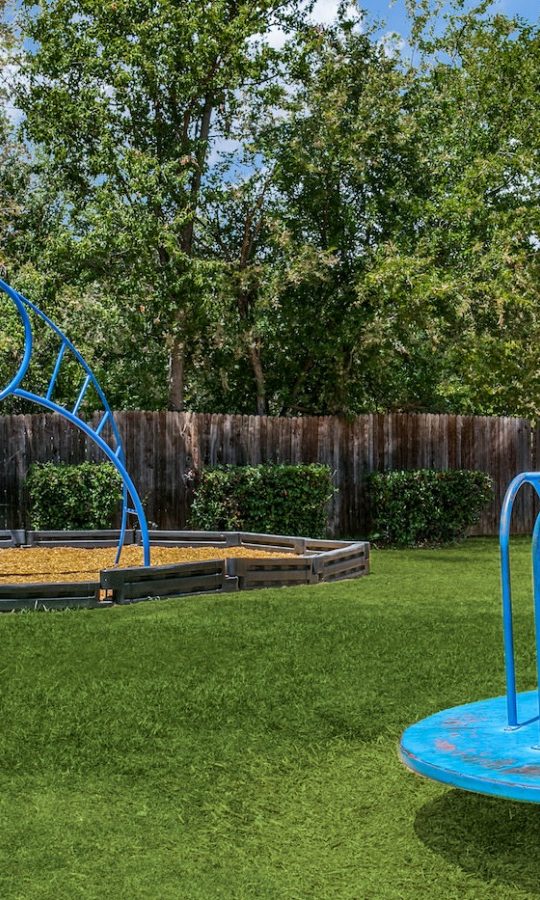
[400,692,540,803]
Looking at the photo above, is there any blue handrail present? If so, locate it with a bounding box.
[0,278,150,566]
[499,472,540,728]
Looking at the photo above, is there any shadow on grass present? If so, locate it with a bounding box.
[391,549,499,565]
[415,789,540,894]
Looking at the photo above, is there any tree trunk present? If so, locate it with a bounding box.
[249,341,267,416]
[167,96,214,410]
[169,337,185,411]
[179,96,214,257]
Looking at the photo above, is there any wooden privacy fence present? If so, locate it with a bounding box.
[0,411,537,537]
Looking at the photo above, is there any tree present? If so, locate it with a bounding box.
[363,6,540,416]
[194,7,424,415]
[8,0,540,418]
[0,10,39,406]
[17,0,310,410]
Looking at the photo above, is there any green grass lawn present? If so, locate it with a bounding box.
[2,538,540,899]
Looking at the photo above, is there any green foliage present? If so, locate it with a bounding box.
[15,0,308,411]
[1,2,540,417]
[189,463,335,537]
[26,462,123,530]
[368,468,493,547]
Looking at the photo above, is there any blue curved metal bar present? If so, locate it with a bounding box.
[532,509,540,736]
[0,278,150,566]
[0,280,33,402]
[499,472,540,727]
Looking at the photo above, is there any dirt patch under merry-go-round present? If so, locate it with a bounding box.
[0,545,279,585]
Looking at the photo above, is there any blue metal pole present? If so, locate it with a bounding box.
[46,342,67,401]
[499,473,528,727]
[531,510,540,742]
[116,485,130,566]
[0,283,33,402]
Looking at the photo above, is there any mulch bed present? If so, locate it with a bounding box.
[0,545,279,584]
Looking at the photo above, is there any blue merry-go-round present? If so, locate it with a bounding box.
[400,472,540,802]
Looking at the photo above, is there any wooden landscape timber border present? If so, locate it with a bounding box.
[101,558,238,605]
[0,411,537,538]
[0,580,105,612]
[26,529,137,548]
[0,530,370,611]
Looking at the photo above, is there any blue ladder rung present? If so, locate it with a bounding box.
[46,342,67,401]
[71,373,91,416]
[95,411,110,436]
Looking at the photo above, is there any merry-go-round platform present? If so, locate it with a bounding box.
[400,471,540,803]
[400,690,540,803]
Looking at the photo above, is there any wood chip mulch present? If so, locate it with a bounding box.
[0,545,279,584]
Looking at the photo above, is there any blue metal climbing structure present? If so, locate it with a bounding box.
[0,277,150,565]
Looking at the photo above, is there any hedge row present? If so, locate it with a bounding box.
[367,469,493,547]
[25,461,336,538]
[24,461,493,547]
[26,462,123,530]
[189,464,335,537]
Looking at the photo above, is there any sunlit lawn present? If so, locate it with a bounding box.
[0,537,539,899]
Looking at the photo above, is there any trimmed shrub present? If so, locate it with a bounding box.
[189,464,336,538]
[26,462,123,530]
[367,469,493,547]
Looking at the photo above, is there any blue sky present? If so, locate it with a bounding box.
[314,0,538,32]
[377,0,537,30]
[260,1,540,54]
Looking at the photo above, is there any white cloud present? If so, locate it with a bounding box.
[1,62,24,127]
[379,30,406,58]
[312,0,361,26]
[265,26,288,50]
[207,135,243,168]
[311,0,342,25]
[262,1,360,49]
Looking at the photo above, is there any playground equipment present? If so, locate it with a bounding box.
[0,278,150,566]
[400,472,540,802]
